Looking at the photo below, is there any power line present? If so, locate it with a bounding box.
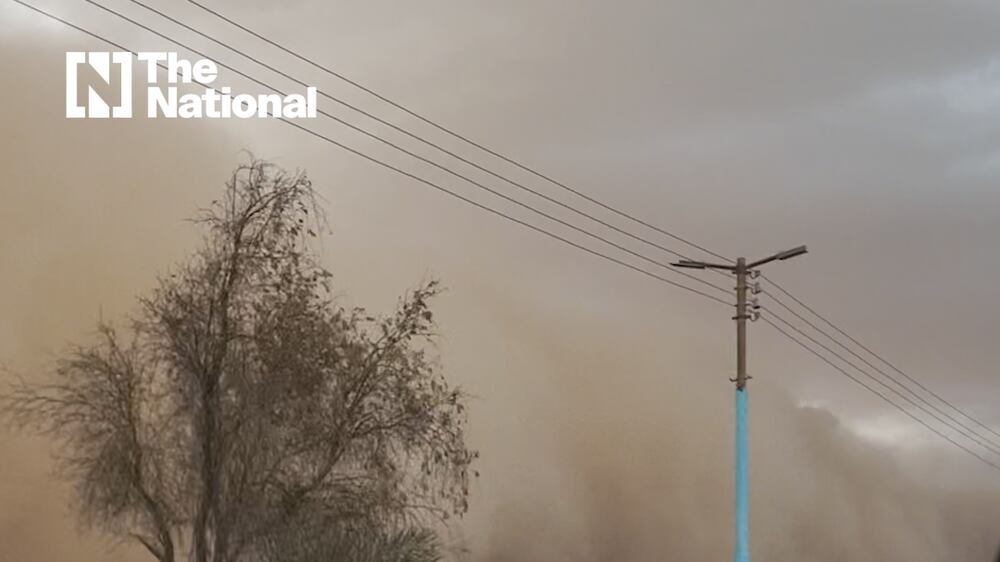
[8,0,733,309]
[766,294,1000,450]
[185,0,734,265]
[274,115,734,305]
[761,315,1000,473]
[129,0,722,273]
[764,276,1000,441]
[78,0,732,299]
[763,308,1000,460]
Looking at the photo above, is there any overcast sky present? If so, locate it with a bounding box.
[2,0,1000,560]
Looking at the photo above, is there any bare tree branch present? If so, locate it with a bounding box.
[1,159,474,562]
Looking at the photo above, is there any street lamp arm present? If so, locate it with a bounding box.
[776,245,808,261]
[672,260,736,271]
[747,245,807,269]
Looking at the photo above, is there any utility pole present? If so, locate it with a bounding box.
[674,245,807,562]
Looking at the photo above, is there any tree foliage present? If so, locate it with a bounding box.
[3,160,474,562]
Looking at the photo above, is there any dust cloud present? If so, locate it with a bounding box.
[3,3,1000,561]
[453,292,1000,561]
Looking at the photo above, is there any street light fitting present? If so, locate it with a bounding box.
[776,245,808,261]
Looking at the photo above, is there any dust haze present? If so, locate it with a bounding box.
[3,0,1000,560]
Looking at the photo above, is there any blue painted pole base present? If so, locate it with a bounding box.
[734,388,751,562]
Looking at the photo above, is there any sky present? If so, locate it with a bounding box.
[2,0,1000,560]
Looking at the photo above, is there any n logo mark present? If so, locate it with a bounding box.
[66,52,132,118]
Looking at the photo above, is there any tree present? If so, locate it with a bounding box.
[2,160,475,562]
